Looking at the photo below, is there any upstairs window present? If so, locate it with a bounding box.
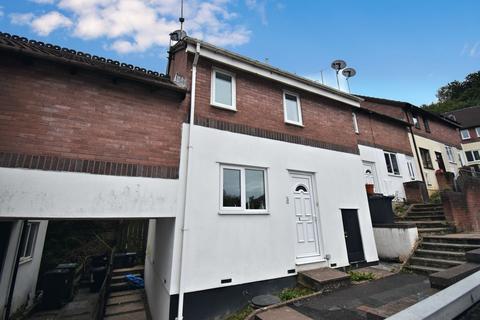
[461,129,471,140]
[420,148,434,169]
[384,152,400,175]
[423,118,431,133]
[283,91,303,126]
[412,114,420,129]
[476,127,480,137]
[445,146,455,163]
[221,165,267,213]
[465,150,480,162]
[211,68,236,110]
[19,221,39,262]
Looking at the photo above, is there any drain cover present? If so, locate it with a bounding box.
[251,294,281,308]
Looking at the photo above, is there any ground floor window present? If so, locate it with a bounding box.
[419,148,434,169]
[384,152,400,175]
[220,165,267,213]
[406,159,416,180]
[466,150,480,162]
[445,146,455,163]
[19,221,39,262]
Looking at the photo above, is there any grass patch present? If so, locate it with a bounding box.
[429,191,441,204]
[279,286,314,301]
[348,271,376,282]
[225,305,254,320]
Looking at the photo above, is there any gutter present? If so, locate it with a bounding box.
[176,42,200,320]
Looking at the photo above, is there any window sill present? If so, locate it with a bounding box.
[211,103,237,112]
[388,174,402,178]
[19,257,33,265]
[423,167,435,170]
[219,211,270,215]
[285,121,304,128]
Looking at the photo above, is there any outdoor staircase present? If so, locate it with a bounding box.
[104,265,147,320]
[395,204,453,235]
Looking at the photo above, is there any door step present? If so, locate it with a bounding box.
[297,267,350,292]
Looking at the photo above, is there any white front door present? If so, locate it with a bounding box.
[363,161,380,193]
[290,173,320,263]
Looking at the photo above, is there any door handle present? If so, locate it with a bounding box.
[344,232,348,238]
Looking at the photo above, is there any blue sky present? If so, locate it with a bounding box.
[0,0,479,105]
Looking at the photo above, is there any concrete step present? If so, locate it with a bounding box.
[414,249,466,261]
[110,282,136,292]
[429,262,480,289]
[411,204,443,209]
[396,215,446,221]
[297,267,350,292]
[111,273,142,285]
[418,227,454,235]
[421,241,480,252]
[405,264,444,275]
[407,210,445,217]
[422,236,480,246]
[104,301,145,317]
[409,256,463,269]
[400,220,449,229]
[112,266,144,277]
[256,306,313,320]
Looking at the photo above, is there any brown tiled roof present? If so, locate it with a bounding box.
[444,106,480,129]
[0,32,186,95]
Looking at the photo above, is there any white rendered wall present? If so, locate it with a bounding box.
[0,168,178,219]
[173,124,378,294]
[11,221,48,314]
[373,226,418,262]
[359,145,418,200]
[0,220,48,318]
[144,218,176,320]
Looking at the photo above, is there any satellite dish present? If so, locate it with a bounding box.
[331,60,347,71]
[342,67,356,78]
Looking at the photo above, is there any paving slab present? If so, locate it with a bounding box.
[256,306,313,320]
[109,289,143,298]
[299,268,350,284]
[288,273,436,320]
[354,266,394,280]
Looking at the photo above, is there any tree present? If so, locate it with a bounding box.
[423,70,480,114]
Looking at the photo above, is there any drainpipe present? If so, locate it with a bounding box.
[4,220,25,320]
[177,42,200,320]
[404,108,425,183]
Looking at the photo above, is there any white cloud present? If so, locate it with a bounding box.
[31,11,73,36]
[10,13,35,25]
[0,6,4,18]
[10,0,252,54]
[470,42,480,57]
[30,0,56,4]
[460,42,480,58]
[245,0,268,25]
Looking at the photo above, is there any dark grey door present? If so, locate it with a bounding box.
[341,209,365,263]
[0,222,13,276]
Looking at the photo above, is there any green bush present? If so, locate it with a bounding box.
[429,191,441,204]
[279,287,314,301]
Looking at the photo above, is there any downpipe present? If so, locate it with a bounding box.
[176,42,200,320]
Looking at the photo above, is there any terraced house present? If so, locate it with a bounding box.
[445,106,480,168]
[0,31,469,320]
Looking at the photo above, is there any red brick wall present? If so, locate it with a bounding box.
[188,57,359,153]
[355,112,412,155]
[0,52,187,171]
[360,100,407,121]
[411,113,461,148]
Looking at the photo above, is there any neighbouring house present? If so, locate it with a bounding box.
[353,108,420,200]
[0,221,48,319]
[359,96,463,194]
[0,32,186,320]
[444,106,480,168]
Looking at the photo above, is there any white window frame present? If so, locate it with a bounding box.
[219,164,268,214]
[461,129,471,140]
[352,112,359,134]
[19,221,39,264]
[476,127,480,137]
[210,67,236,111]
[283,90,303,127]
[466,150,480,162]
[445,146,455,163]
[384,152,401,176]
[406,158,416,180]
